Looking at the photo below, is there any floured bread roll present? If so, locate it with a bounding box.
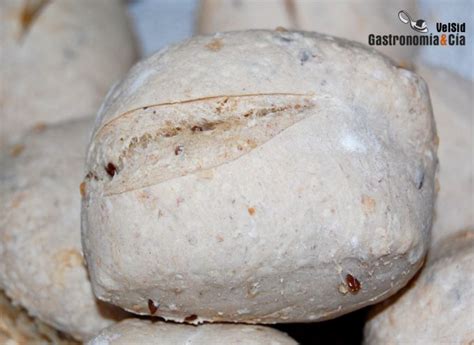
[0,0,137,147]
[0,290,79,345]
[0,119,128,340]
[87,319,297,345]
[414,65,473,245]
[82,30,437,324]
[197,0,417,64]
[364,230,474,345]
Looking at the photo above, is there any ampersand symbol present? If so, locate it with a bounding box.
[441,34,447,46]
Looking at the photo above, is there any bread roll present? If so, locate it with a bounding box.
[82,30,437,323]
[0,289,79,345]
[364,230,474,344]
[414,65,473,245]
[87,319,297,345]
[197,0,418,64]
[0,0,137,147]
[0,118,127,340]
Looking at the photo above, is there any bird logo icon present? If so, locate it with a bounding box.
[398,10,429,33]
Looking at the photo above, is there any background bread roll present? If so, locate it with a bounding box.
[0,118,128,340]
[0,0,138,147]
[87,319,297,345]
[414,65,473,245]
[197,0,418,64]
[364,230,474,345]
[82,30,437,324]
[0,290,79,345]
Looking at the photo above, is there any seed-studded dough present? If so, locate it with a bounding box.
[0,0,138,147]
[82,30,437,323]
[87,319,297,345]
[364,230,474,345]
[197,0,418,64]
[414,65,473,245]
[0,119,128,341]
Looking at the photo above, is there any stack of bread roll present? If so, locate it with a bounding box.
[1,1,471,344]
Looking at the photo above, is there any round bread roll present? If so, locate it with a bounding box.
[82,30,437,323]
[197,0,417,64]
[0,0,137,147]
[87,319,297,345]
[0,289,79,345]
[0,118,128,340]
[414,65,473,245]
[364,230,474,344]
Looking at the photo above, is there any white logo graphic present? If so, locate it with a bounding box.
[398,10,429,33]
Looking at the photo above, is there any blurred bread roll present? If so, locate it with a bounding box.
[414,64,473,245]
[197,0,418,63]
[0,289,79,345]
[0,118,128,340]
[0,0,138,147]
